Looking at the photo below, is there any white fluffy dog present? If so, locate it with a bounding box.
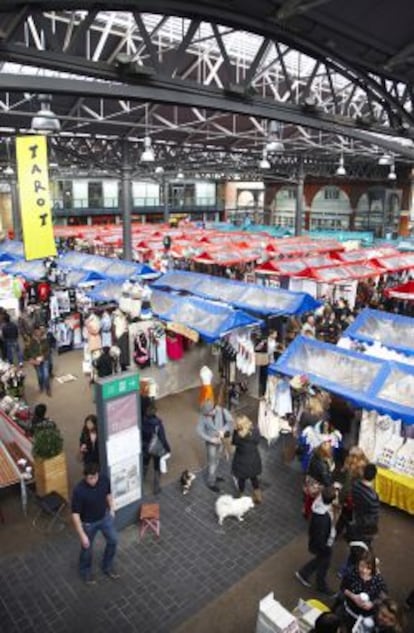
[215,494,255,526]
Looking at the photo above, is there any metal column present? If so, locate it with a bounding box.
[295,158,305,237]
[121,139,132,260]
[163,179,169,224]
[10,178,22,240]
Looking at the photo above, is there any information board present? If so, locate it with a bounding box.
[96,370,141,529]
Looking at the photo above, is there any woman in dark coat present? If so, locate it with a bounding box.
[79,414,100,466]
[142,403,170,495]
[303,440,335,518]
[231,414,262,504]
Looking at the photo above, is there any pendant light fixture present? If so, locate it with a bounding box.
[259,148,271,170]
[335,154,346,176]
[31,94,61,133]
[140,105,155,162]
[388,163,397,181]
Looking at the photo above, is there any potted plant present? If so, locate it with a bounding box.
[32,426,69,501]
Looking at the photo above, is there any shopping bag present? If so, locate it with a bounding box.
[148,428,166,457]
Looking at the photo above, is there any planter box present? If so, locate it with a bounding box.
[34,452,69,501]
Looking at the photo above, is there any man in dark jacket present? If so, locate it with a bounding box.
[2,313,23,366]
[295,486,337,597]
[351,462,380,544]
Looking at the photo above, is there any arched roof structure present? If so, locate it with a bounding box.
[0,1,413,179]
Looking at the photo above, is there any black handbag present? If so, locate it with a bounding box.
[148,427,166,457]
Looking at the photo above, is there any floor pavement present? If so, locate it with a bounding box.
[0,439,305,633]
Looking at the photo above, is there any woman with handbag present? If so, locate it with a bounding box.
[142,403,170,495]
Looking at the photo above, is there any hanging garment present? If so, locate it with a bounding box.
[166,333,184,361]
[116,331,130,369]
[101,311,113,348]
[134,332,151,368]
[258,399,282,445]
[273,378,293,417]
[84,313,102,352]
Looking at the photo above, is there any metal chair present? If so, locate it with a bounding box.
[32,491,67,532]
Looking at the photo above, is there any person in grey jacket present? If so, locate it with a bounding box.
[197,399,233,492]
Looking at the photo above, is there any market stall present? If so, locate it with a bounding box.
[383,280,414,301]
[254,255,335,289]
[0,409,33,514]
[331,245,400,264]
[269,336,414,513]
[343,308,414,357]
[85,279,266,400]
[152,270,321,317]
[289,262,382,307]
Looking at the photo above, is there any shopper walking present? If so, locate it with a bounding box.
[79,414,100,466]
[141,402,170,495]
[197,399,233,492]
[26,325,52,396]
[2,313,23,366]
[231,414,263,504]
[295,486,337,597]
[351,463,380,543]
[303,439,335,518]
[71,462,119,584]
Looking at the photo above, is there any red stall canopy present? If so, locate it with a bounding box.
[383,281,414,301]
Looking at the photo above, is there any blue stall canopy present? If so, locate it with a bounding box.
[269,336,414,424]
[3,259,47,281]
[58,252,157,280]
[0,240,25,258]
[151,290,263,342]
[86,280,124,304]
[85,285,262,341]
[344,308,414,356]
[64,270,108,287]
[0,252,21,264]
[152,270,320,316]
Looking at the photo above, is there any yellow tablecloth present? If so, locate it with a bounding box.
[375,467,414,515]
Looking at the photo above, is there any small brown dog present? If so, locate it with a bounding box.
[180,470,196,495]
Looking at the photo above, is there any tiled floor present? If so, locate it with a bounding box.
[0,439,305,633]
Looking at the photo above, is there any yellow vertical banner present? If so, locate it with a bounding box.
[16,135,56,260]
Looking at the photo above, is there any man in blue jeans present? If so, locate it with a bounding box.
[71,462,119,584]
[2,313,23,366]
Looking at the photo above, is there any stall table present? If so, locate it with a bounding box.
[375,466,414,515]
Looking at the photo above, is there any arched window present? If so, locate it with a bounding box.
[310,186,351,230]
[272,187,299,228]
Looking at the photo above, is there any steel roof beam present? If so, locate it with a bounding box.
[0,71,412,159]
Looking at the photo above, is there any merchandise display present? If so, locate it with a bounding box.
[358,409,414,513]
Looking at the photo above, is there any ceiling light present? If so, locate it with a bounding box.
[388,164,397,181]
[259,149,271,170]
[140,136,155,163]
[378,153,393,166]
[335,155,346,176]
[265,139,284,153]
[3,165,14,176]
[31,94,60,134]
[177,169,184,179]
[302,96,318,112]
[155,165,164,176]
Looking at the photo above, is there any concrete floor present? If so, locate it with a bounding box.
[0,349,413,632]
